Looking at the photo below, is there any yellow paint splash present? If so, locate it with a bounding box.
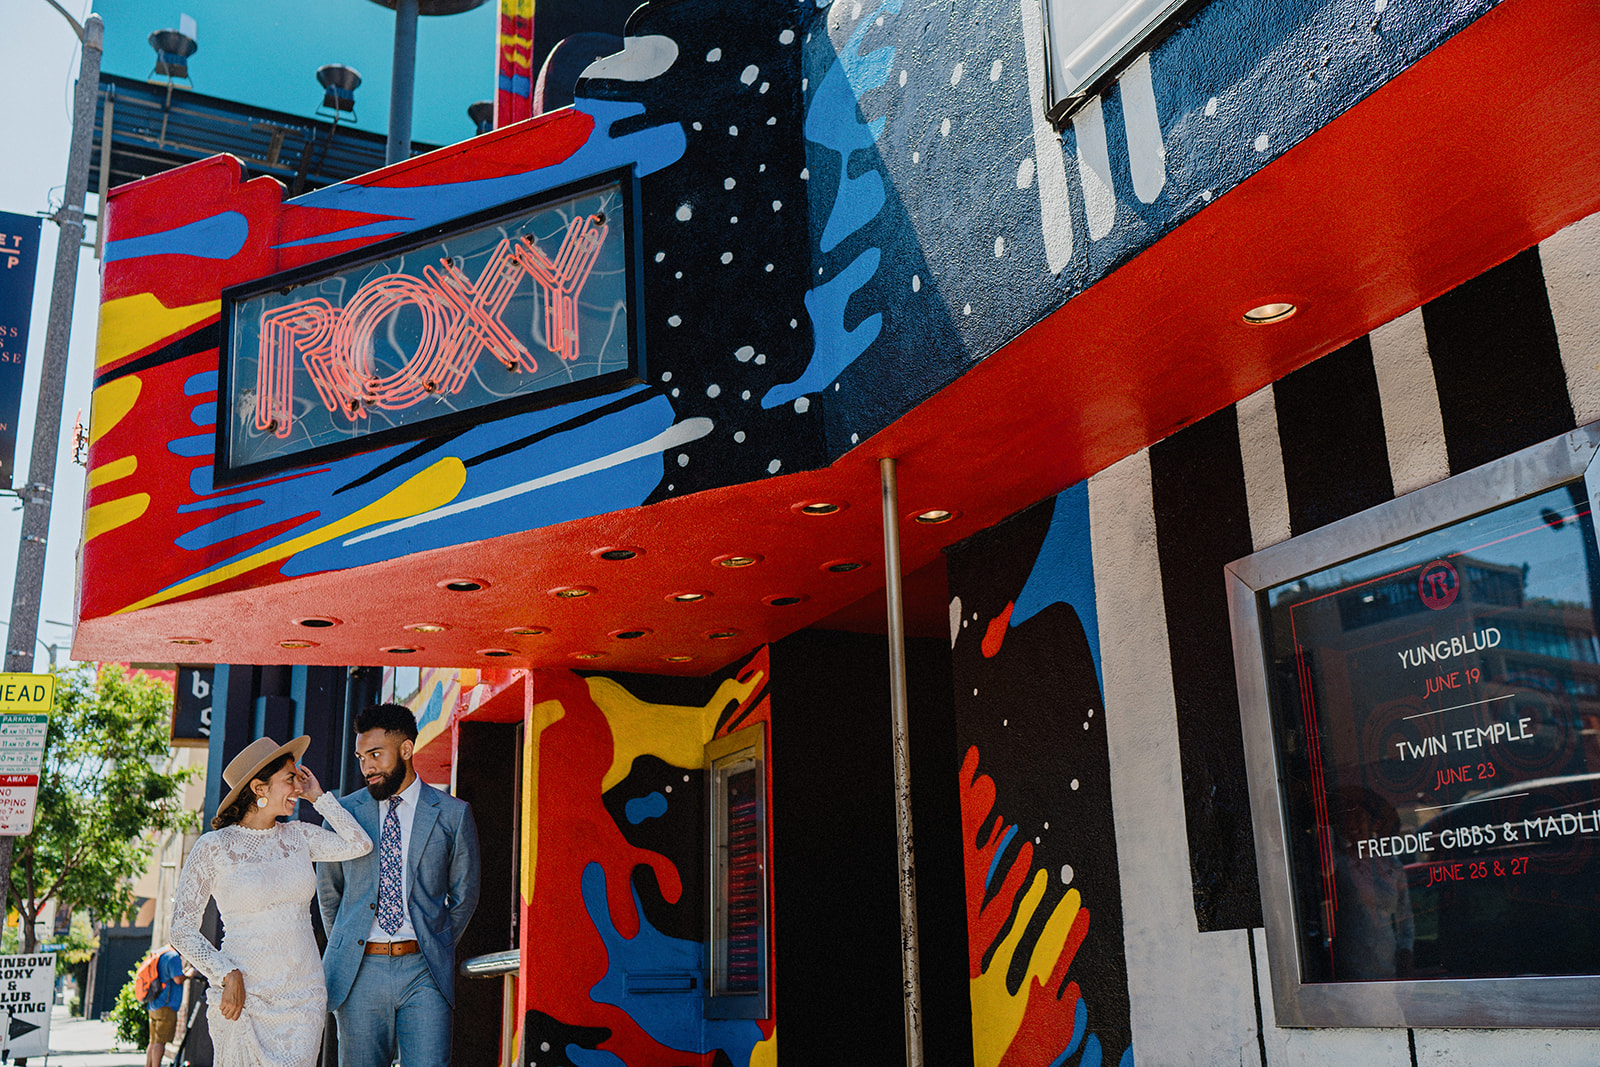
[590,669,765,792]
[970,872,1082,1067]
[97,293,219,369]
[117,457,467,613]
[89,376,142,447]
[521,698,566,906]
[748,1029,777,1067]
[83,494,151,543]
[87,455,136,490]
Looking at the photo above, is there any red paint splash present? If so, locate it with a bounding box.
[981,601,1015,658]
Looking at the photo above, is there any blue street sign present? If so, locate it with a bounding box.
[0,213,41,489]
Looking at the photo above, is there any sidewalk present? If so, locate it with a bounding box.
[21,1004,145,1066]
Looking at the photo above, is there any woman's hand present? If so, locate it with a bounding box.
[294,764,323,803]
[220,969,245,1021]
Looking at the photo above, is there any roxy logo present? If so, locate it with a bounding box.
[253,215,608,439]
[1418,559,1459,611]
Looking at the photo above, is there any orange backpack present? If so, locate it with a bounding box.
[132,952,164,1003]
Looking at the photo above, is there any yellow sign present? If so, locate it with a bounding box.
[0,674,51,713]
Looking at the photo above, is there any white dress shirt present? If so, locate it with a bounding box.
[366,774,421,943]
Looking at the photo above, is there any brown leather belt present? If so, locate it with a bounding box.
[364,940,420,956]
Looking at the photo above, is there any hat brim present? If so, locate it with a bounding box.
[217,735,311,817]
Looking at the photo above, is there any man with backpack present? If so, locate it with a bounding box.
[136,945,184,1067]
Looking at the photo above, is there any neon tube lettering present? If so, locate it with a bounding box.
[254,215,609,439]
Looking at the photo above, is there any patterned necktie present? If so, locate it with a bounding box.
[377,796,404,935]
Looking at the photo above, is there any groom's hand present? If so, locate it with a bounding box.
[220,969,245,1020]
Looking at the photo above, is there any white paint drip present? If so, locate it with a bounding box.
[1019,0,1073,273]
[1119,54,1167,204]
[948,596,962,647]
[1073,96,1117,241]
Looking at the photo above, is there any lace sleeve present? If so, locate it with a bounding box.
[169,836,240,985]
[303,794,372,862]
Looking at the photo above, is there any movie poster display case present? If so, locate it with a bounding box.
[1229,424,1600,1027]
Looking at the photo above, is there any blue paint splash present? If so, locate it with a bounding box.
[762,248,881,408]
[984,823,1018,891]
[580,862,763,1062]
[284,100,686,247]
[624,792,669,824]
[1012,482,1103,693]
[104,211,249,263]
[762,0,901,408]
[414,682,447,733]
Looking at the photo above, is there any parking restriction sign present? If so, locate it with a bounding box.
[0,675,52,836]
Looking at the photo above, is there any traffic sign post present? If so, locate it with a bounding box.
[0,677,52,930]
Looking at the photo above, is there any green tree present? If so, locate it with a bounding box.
[11,665,197,951]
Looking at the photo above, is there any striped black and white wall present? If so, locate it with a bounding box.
[1082,208,1600,1064]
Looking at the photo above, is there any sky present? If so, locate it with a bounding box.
[0,0,500,670]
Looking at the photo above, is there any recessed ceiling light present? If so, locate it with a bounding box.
[715,554,761,568]
[763,594,807,607]
[505,626,549,636]
[662,654,695,663]
[382,646,418,655]
[593,546,640,561]
[479,649,514,657]
[405,623,448,633]
[296,617,339,628]
[795,501,842,515]
[168,636,209,645]
[1242,301,1298,325]
[823,559,866,573]
[438,577,489,592]
[279,639,317,650]
[611,629,651,640]
[552,586,594,599]
[571,651,606,660]
[705,629,741,641]
[913,509,954,524]
[668,590,710,603]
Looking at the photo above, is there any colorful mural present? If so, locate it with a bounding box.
[83,0,1499,627]
[517,654,776,1066]
[947,485,1132,1067]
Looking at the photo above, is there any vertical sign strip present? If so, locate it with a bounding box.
[0,214,42,489]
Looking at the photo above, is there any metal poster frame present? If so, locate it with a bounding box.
[215,167,644,486]
[1227,422,1600,1028]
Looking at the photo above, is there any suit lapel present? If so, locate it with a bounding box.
[408,784,441,888]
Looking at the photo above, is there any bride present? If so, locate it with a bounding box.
[170,736,371,1066]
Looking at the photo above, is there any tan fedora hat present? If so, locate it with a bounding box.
[218,735,311,816]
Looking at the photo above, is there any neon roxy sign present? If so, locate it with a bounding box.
[220,174,639,480]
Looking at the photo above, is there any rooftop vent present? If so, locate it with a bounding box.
[468,101,494,135]
[148,27,198,83]
[317,65,363,122]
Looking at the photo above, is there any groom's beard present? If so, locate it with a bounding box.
[365,763,407,801]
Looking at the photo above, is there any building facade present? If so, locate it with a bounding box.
[75,0,1600,1062]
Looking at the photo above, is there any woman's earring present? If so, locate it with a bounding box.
[256,796,268,808]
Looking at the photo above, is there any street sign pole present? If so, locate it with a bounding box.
[0,10,103,923]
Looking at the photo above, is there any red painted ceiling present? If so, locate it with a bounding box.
[75,0,1600,674]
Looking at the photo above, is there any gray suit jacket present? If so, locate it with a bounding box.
[316,782,480,1010]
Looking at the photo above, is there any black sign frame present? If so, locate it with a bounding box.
[1228,422,1600,1029]
[214,167,645,487]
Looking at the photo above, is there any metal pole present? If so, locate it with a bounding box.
[7,14,100,676]
[0,7,101,1023]
[879,457,924,1067]
[386,0,418,166]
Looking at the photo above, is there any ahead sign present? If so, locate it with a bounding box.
[0,675,52,836]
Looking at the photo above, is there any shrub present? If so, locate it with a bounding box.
[108,970,149,1050]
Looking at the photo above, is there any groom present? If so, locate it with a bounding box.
[317,703,481,1067]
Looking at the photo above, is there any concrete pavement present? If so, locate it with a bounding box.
[18,1004,147,1066]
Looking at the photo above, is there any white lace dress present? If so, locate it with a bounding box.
[170,794,371,1067]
